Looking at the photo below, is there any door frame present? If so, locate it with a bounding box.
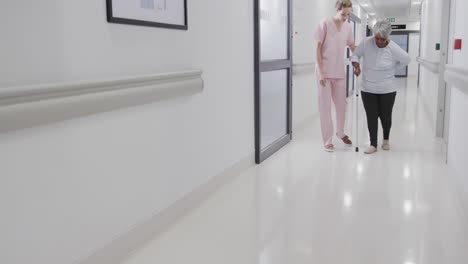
[253,0,293,164]
[444,0,456,147]
[435,0,452,138]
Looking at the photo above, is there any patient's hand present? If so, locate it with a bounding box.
[353,64,361,77]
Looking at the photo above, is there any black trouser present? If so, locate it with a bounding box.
[361,91,397,147]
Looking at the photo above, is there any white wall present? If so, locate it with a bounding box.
[0,1,254,264]
[291,0,335,129]
[447,0,468,217]
[418,0,443,129]
[355,8,369,45]
[451,0,468,66]
[408,33,421,76]
[447,87,468,195]
[368,17,377,28]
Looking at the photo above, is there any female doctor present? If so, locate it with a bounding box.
[315,0,356,152]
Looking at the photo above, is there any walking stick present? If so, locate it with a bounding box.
[354,64,360,153]
[355,83,359,153]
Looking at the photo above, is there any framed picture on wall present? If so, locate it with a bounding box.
[106,0,188,30]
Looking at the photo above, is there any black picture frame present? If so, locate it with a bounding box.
[106,0,188,30]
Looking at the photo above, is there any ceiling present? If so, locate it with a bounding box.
[356,0,422,21]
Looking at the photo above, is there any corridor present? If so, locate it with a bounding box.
[2,1,468,263]
[121,78,468,264]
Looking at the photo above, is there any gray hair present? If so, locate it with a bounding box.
[372,20,392,38]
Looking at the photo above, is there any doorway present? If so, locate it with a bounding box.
[390,32,410,77]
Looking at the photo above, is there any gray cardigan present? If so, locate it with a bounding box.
[351,37,411,94]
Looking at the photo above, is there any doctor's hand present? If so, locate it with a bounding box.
[320,78,326,87]
[319,71,326,87]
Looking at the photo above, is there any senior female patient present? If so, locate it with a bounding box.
[351,20,410,154]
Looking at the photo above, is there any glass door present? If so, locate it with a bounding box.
[254,0,292,164]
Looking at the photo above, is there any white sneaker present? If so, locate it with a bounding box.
[324,144,335,152]
[382,140,390,150]
[364,146,377,154]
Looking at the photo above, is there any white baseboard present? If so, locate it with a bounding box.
[442,139,448,163]
[78,152,254,264]
[293,112,319,133]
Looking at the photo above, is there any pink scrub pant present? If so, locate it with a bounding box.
[317,79,347,146]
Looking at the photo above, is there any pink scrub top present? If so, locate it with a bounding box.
[314,17,354,79]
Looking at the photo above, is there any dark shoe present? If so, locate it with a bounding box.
[340,135,353,145]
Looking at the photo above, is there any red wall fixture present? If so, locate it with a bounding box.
[454,39,462,50]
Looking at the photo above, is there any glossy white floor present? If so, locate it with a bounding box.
[122,77,468,264]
